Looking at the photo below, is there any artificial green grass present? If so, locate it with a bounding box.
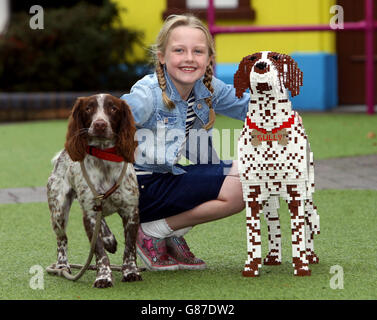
[0,120,66,189]
[1,114,376,188]
[1,189,376,300]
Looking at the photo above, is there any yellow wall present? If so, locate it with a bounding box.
[115,0,336,63]
[116,0,166,63]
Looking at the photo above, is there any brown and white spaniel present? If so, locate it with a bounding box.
[235,52,320,277]
[47,93,141,288]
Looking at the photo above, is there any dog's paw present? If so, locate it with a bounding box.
[294,268,311,276]
[122,272,142,282]
[93,277,113,288]
[243,260,261,277]
[263,254,281,265]
[242,270,259,277]
[307,252,319,264]
[292,257,311,276]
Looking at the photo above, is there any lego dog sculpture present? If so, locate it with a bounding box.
[235,52,320,277]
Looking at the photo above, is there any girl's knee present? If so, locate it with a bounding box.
[226,195,245,214]
[218,174,245,213]
[230,194,246,213]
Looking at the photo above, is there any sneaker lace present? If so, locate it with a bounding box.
[176,237,195,258]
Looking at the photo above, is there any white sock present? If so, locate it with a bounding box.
[141,219,193,239]
[141,219,173,239]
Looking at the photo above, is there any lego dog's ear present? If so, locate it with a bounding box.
[234,55,257,98]
[276,54,303,97]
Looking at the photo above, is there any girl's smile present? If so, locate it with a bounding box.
[180,66,197,72]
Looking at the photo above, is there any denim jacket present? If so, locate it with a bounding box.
[121,68,250,174]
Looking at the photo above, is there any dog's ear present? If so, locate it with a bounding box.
[234,55,255,98]
[116,100,137,163]
[64,97,88,162]
[279,54,303,97]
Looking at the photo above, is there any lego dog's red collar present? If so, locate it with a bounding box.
[246,113,295,134]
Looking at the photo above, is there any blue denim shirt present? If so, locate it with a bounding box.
[121,68,250,174]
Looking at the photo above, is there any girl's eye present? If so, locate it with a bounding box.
[174,48,183,53]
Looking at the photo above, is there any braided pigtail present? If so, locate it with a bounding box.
[156,62,175,110]
[203,60,215,130]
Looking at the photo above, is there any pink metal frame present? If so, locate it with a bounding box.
[207,0,376,114]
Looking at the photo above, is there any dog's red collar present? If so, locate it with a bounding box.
[86,146,124,162]
[246,113,295,134]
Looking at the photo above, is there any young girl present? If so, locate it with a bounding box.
[122,14,296,271]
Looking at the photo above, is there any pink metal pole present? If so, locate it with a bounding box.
[208,0,215,31]
[365,0,375,114]
[210,22,367,34]
[208,0,216,75]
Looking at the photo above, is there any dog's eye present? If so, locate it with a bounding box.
[85,105,93,113]
[249,56,257,61]
[271,55,279,61]
[106,101,117,113]
[109,105,118,113]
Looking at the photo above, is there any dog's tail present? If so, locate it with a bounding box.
[101,219,117,254]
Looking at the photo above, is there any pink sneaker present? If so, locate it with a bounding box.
[166,236,206,270]
[136,227,178,271]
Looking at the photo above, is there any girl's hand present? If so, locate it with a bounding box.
[294,111,302,124]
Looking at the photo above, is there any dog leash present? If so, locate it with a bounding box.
[46,161,128,281]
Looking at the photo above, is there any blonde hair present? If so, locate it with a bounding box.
[152,14,216,130]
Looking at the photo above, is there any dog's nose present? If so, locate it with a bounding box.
[93,119,107,132]
[255,62,267,70]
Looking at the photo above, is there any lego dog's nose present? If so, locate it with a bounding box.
[255,62,267,70]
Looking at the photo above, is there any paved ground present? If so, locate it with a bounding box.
[0,186,47,204]
[0,154,376,204]
[314,154,377,190]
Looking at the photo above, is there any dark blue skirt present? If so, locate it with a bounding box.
[136,161,233,223]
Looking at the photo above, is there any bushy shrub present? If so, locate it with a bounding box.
[0,1,147,91]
